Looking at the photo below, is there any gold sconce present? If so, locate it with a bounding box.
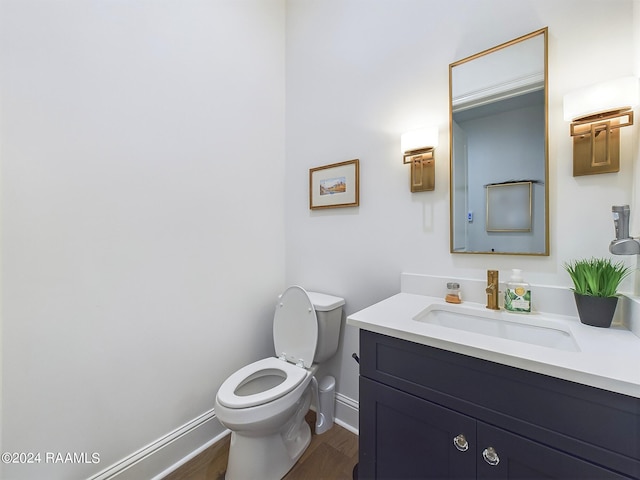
[563,76,639,176]
[401,126,438,192]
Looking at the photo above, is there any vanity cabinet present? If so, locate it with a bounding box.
[358,330,640,479]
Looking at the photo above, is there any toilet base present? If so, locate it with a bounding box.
[225,420,311,480]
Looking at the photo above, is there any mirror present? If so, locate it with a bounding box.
[449,28,548,255]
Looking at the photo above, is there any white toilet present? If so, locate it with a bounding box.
[214,285,345,480]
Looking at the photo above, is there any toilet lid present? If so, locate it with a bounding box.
[273,286,318,368]
[216,357,308,408]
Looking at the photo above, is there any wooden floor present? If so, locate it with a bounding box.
[162,411,358,480]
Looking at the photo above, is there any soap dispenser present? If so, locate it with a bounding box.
[504,269,531,313]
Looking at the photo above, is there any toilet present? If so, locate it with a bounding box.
[214,285,345,480]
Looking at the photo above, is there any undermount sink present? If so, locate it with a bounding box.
[413,304,580,352]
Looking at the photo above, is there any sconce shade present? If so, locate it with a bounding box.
[401,126,439,154]
[563,76,639,121]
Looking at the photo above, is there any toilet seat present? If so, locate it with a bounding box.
[273,286,318,368]
[216,357,308,409]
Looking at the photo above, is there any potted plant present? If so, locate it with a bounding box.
[563,257,631,328]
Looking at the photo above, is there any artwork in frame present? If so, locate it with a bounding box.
[309,159,359,210]
[486,181,532,232]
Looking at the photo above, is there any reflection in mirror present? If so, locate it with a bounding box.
[449,28,548,255]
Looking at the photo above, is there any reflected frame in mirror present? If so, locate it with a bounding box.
[449,27,549,255]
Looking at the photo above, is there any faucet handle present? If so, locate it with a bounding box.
[486,270,500,310]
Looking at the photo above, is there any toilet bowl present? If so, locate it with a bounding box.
[214,286,344,480]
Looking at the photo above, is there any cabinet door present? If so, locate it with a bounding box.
[477,422,633,480]
[359,377,476,480]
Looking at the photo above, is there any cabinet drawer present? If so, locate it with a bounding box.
[360,330,640,476]
[359,376,476,479]
[477,422,633,479]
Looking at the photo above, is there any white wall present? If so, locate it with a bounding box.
[0,1,286,479]
[285,0,638,413]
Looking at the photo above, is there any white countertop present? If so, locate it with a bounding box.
[347,293,640,398]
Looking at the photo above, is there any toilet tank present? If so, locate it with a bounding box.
[307,291,345,363]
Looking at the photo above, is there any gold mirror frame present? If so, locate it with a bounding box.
[449,28,549,255]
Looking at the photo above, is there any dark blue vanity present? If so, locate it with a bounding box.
[358,330,640,479]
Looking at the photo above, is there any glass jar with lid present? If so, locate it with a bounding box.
[445,282,462,304]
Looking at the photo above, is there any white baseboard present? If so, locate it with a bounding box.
[90,393,359,480]
[334,392,359,435]
[87,409,227,480]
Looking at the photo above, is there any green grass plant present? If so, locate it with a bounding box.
[563,257,631,298]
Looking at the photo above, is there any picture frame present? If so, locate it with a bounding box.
[309,159,360,210]
[486,181,532,232]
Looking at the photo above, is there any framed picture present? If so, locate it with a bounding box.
[309,159,359,210]
[486,181,532,232]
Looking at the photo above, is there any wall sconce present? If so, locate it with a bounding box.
[401,126,439,192]
[563,76,639,176]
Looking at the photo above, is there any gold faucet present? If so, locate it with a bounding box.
[486,270,500,310]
